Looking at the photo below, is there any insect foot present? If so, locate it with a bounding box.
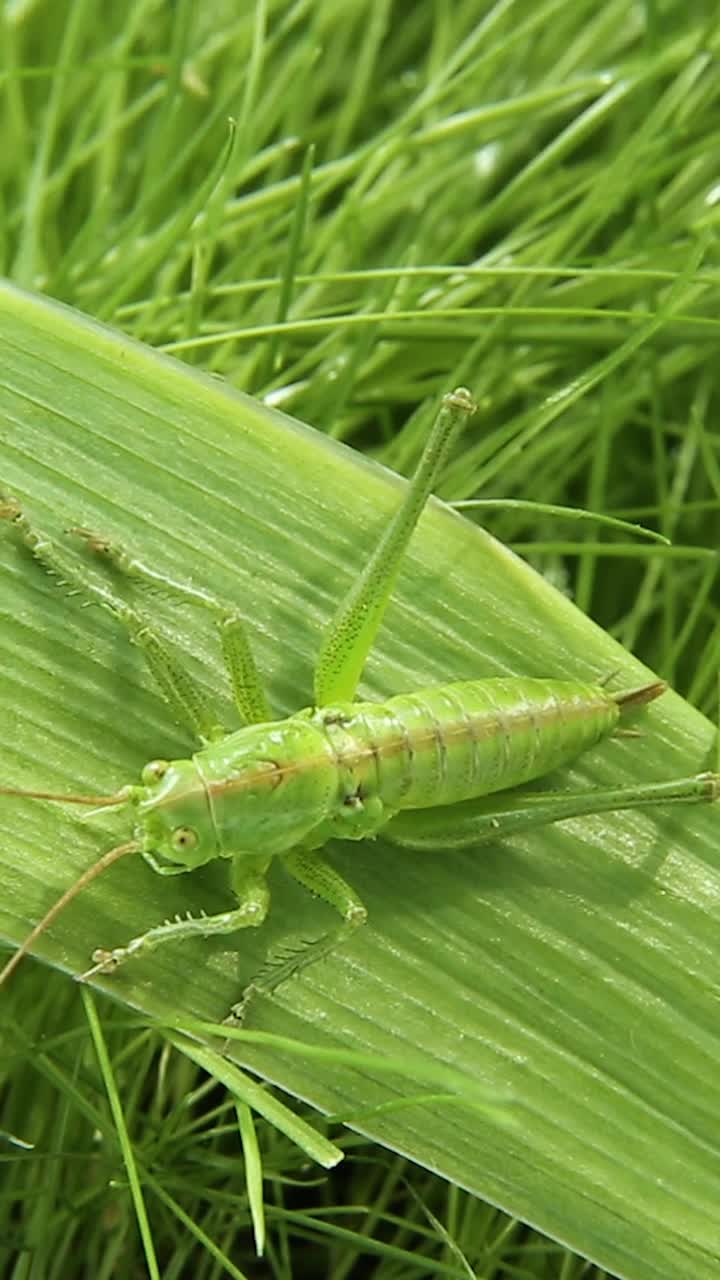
[225,902,369,1034]
[0,493,22,520]
[79,948,123,980]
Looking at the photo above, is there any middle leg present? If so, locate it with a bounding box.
[226,846,368,1024]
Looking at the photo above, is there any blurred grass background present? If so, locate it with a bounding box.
[1,2,720,1277]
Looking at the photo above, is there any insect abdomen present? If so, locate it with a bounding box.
[327,679,621,812]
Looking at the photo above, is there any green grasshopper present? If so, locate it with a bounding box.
[0,387,717,1018]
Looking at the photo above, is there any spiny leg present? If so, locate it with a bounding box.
[314,387,477,707]
[383,773,720,851]
[82,861,271,979]
[227,847,368,1024]
[71,528,272,726]
[228,388,475,1018]
[0,495,223,743]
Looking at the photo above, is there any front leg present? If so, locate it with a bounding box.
[71,527,272,727]
[79,856,271,979]
[1,496,225,743]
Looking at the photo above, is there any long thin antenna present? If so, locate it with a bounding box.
[0,787,128,806]
[0,839,140,988]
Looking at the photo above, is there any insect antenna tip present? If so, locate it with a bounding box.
[0,839,141,990]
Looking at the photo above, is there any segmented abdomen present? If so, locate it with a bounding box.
[322,679,621,811]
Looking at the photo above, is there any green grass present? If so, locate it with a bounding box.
[1,3,720,1278]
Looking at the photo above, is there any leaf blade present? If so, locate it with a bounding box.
[1,282,719,1280]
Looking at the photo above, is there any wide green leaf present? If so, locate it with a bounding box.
[1,282,719,1280]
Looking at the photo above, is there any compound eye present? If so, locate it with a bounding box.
[142,760,169,785]
[171,826,198,854]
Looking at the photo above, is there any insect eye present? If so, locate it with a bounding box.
[171,826,198,852]
[142,760,169,785]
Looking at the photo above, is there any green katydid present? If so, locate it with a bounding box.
[0,387,717,1020]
